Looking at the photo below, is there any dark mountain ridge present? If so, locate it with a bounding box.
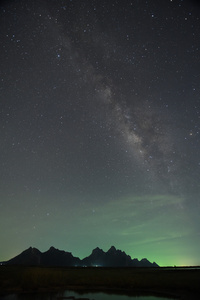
[2,246,159,267]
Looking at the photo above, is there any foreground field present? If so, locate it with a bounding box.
[0,266,200,298]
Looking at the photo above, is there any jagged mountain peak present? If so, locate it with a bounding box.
[46,246,64,253]
[22,246,41,255]
[5,246,159,267]
[107,246,117,253]
[92,247,104,254]
[49,246,56,251]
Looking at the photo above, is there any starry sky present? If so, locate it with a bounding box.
[0,0,200,266]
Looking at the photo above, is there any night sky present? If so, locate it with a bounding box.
[0,0,200,266]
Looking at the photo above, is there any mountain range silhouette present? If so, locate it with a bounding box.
[3,246,159,267]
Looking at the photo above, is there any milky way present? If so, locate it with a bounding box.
[55,12,180,194]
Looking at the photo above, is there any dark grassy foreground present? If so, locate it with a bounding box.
[0,266,200,298]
